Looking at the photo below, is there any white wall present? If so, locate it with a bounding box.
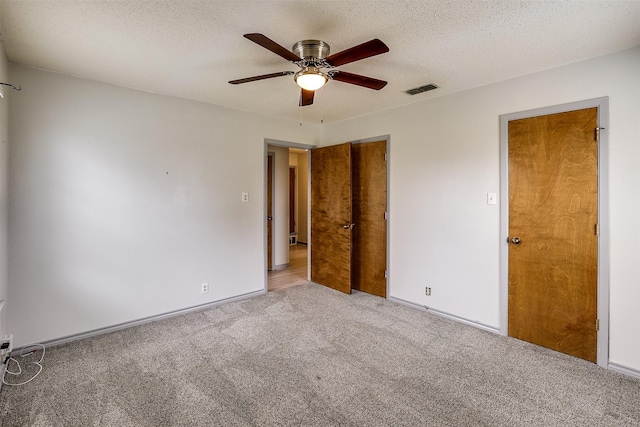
[296,151,308,244]
[287,151,309,244]
[288,153,298,238]
[268,145,290,268]
[288,152,298,167]
[7,64,320,346]
[6,47,640,373]
[0,39,9,338]
[321,47,640,371]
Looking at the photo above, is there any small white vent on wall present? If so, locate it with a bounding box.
[405,84,439,95]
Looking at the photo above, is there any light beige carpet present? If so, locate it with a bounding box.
[1,283,639,426]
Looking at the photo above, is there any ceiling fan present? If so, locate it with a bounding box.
[229,33,389,106]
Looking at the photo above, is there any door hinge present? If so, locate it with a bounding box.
[595,223,600,236]
[384,211,388,220]
[595,127,605,142]
[384,153,387,162]
[384,270,388,279]
[596,319,600,331]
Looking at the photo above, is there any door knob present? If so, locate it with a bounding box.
[267,217,273,221]
[511,237,522,245]
[343,223,355,229]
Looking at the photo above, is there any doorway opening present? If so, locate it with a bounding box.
[265,140,313,292]
[499,97,610,367]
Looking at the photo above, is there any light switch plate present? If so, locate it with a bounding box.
[487,192,497,205]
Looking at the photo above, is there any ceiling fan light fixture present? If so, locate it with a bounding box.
[294,67,327,91]
[231,34,390,106]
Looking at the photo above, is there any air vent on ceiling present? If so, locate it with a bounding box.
[405,83,439,95]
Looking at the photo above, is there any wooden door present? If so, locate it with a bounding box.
[352,141,387,297]
[310,143,352,294]
[508,107,598,362]
[267,154,274,271]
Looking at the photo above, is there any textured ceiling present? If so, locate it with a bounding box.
[1,1,639,124]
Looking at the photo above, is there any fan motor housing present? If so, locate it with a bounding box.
[292,40,330,59]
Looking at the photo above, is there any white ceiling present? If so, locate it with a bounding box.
[1,1,639,124]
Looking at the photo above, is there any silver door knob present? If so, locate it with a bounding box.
[267,217,273,221]
[511,237,521,245]
[343,223,355,229]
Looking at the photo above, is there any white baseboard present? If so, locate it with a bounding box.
[608,361,640,380]
[21,289,265,351]
[12,287,640,384]
[390,298,640,381]
[388,296,500,334]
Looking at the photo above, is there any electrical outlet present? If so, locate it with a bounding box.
[425,287,431,296]
[1,334,13,356]
[201,283,209,294]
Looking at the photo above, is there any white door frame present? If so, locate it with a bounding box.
[289,165,298,237]
[499,97,610,368]
[267,151,275,271]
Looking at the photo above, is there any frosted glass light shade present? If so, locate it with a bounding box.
[295,68,327,91]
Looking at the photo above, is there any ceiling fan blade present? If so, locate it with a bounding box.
[299,89,314,106]
[330,71,387,90]
[229,71,294,85]
[325,39,389,67]
[244,33,302,62]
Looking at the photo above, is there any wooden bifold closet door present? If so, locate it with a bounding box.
[310,143,353,294]
[311,141,387,297]
[352,141,387,297]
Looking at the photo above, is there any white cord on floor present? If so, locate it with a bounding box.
[2,344,45,386]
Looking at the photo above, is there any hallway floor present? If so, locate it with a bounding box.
[268,244,308,292]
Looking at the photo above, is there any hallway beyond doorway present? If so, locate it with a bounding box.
[268,244,308,291]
